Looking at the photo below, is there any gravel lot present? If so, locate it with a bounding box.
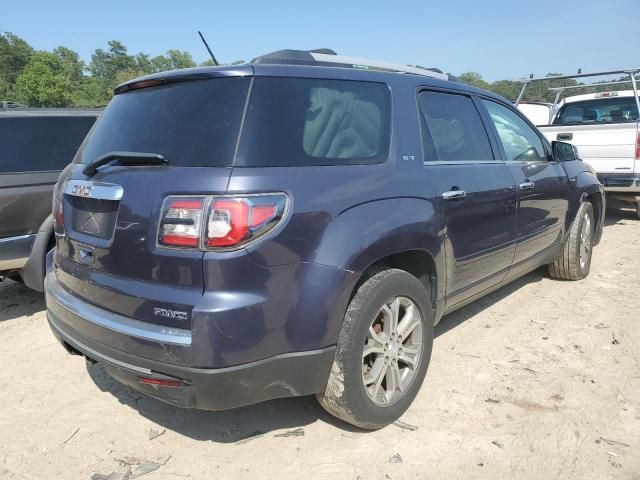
[1,206,639,480]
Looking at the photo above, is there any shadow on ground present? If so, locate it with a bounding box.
[605,205,638,227]
[0,279,45,322]
[435,270,544,338]
[87,362,361,443]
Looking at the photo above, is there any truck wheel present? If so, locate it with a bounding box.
[316,268,433,429]
[548,202,594,281]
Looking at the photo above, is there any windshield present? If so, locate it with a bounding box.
[75,77,250,167]
[554,96,639,125]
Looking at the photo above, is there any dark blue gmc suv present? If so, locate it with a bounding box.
[45,50,605,429]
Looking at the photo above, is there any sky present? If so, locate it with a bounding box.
[3,0,639,82]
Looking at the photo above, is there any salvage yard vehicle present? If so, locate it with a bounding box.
[515,68,640,218]
[0,106,99,290]
[45,50,605,429]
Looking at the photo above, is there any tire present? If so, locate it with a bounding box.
[316,268,434,429]
[548,201,594,281]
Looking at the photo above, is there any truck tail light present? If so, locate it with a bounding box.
[158,198,205,248]
[158,194,287,250]
[636,132,640,160]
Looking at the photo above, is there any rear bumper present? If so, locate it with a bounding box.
[45,270,336,410]
[0,234,35,272]
[597,173,640,193]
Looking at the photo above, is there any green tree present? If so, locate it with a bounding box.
[489,80,522,101]
[0,32,33,100]
[14,51,71,107]
[89,40,136,87]
[458,71,490,90]
[53,46,84,81]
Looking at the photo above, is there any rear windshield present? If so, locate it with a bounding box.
[554,96,639,125]
[235,77,391,166]
[76,78,250,167]
[76,76,390,169]
[0,116,96,174]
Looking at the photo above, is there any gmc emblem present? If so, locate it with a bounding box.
[153,308,189,321]
[71,184,93,197]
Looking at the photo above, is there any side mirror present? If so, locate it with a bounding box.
[552,141,580,162]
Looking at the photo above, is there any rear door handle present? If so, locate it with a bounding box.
[557,133,573,141]
[519,181,535,191]
[442,190,467,200]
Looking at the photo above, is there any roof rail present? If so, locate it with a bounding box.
[547,79,635,93]
[251,49,449,81]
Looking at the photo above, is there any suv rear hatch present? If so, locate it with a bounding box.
[53,69,252,329]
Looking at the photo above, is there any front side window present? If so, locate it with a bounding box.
[418,91,494,162]
[235,77,390,167]
[482,100,547,162]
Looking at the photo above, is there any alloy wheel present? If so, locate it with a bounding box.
[362,296,423,406]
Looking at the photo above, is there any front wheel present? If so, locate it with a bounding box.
[548,201,594,281]
[316,268,434,429]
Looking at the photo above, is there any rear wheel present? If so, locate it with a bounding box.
[548,202,594,280]
[316,268,433,429]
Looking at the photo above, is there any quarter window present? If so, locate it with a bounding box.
[482,100,547,162]
[235,78,391,167]
[418,91,494,162]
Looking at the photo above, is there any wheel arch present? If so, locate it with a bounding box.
[21,214,54,292]
[311,197,446,327]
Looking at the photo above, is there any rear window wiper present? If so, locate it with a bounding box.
[83,151,168,177]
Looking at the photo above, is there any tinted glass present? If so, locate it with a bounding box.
[418,92,493,161]
[235,77,390,167]
[482,100,547,162]
[0,116,96,173]
[76,78,250,167]
[554,96,639,125]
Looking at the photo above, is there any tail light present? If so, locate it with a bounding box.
[158,198,205,247]
[636,132,640,160]
[158,194,287,250]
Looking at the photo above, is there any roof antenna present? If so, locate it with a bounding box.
[198,31,219,66]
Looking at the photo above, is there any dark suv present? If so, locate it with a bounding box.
[45,50,604,429]
[0,106,99,290]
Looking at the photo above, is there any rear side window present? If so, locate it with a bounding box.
[418,91,493,162]
[554,96,639,125]
[235,77,390,167]
[0,116,96,174]
[76,78,251,167]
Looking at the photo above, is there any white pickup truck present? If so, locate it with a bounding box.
[536,90,640,216]
[515,67,640,217]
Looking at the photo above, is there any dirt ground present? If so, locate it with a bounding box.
[1,206,639,480]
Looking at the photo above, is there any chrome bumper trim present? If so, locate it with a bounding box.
[45,271,192,346]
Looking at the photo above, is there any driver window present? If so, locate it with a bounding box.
[482,100,547,162]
